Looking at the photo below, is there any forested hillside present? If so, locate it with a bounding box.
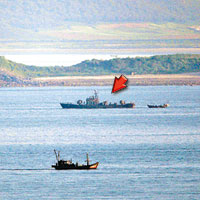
[1,54,200,78]
[1,0,200,50]
[1,0,199,30]
[70,54,200,75]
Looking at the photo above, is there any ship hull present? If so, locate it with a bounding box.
[60,103,135,109]
[52,162,99,170]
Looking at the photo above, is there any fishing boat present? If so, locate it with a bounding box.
[52,150,99,170]
[60,90,135,109]
[147,104,169,108]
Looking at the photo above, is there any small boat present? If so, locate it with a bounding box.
[147,104,169,108]
[52,150,99,170]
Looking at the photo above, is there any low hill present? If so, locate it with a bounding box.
[0,56,66,78]
[1,55,200,79]
[69,54,200,75]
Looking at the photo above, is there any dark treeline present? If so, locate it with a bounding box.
[71,54,200,75]
[0,54,200,78]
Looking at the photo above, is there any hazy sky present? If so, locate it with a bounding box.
[5,54,151,66]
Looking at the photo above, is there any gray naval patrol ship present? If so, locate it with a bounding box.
[60,90,135,109]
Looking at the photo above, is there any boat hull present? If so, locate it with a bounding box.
[52,162,99,170]
[60,103,135,109]
[147,104,168,108]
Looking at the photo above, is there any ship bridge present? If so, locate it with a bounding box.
[86,90,99,105]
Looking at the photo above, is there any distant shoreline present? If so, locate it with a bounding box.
[1,48,200,55]
[31,74,200,87]
[1,54,200,87]
[33,74,200,81]
[1,73,200,87]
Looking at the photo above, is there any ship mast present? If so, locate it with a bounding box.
[94,90,99,104]
[94,90,98,100]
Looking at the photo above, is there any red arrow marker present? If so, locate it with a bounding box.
[112,75,128,93]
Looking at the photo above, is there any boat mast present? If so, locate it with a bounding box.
[58,151,60,161]
[54,149,58,162]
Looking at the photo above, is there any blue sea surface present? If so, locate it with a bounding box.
[0,86,200,199]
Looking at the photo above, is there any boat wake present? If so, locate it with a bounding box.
[0,168,53,171]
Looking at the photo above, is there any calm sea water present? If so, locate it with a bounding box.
[0,86,200,199]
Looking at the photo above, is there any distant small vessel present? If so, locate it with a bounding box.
[147,104,169,108]
[52,150,99,170]
[60,90,135,109]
